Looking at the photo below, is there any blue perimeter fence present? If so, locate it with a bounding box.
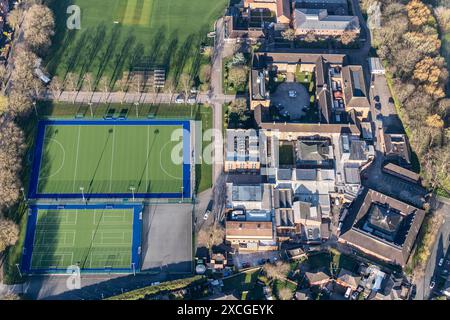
[28,119,191,200]
[21,203,143,274]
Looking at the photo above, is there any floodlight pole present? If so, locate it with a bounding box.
[88,102,93,117]
[80,187,85,202]
[181,186,184,203]
[15,263,22,278]
[32,101,38,117]
[20,187,26,201]
[130,187,136,201]
[132,263,136,276]
[134,102,139,118]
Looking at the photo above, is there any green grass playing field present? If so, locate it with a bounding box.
[37,124,184,195]
[31,208,134,270]
[47,0,227,83]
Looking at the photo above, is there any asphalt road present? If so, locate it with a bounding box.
[416,197,450,300]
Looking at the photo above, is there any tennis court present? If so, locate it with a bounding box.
[21,204,142,274]
[28,120,191,199]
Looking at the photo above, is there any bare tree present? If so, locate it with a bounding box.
[7,8,25,30]
[116,73,129,104]
[0,118,25,213]
[0,94,8,115]
[82,72,94,92]
[49,76,63,101]
[262,261,290,281]
[98,76,110,102]
[0,218,20,253]
[282,28,296,48]
[165,78,176,103]
[179,73,192,101]
[23,4,55,53]
[278,287,294,300]
[0,292,21,300]
[64,72,78,103]
[197,223,225,253]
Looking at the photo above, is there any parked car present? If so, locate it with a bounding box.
[187,94,197,105]
[351,291,359,300]
[203,209,211,220]
[288,90,297,98]
[430,279,436,289]
[344,287,352,299]
[374,95,380,102]
[388,97,395,104]
[438,258,444,267]
[175,94,185,104]
[242,262,251,268]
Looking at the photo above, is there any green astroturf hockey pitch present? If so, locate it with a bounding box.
[36,123,184,196]
[31,208,135,270]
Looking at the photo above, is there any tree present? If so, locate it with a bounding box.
[0,219,20,252]
[0,118,25,213]
[7,90,33,115]
[278,287,294,300]
[82,72,94,92]
[406,0,432,27]
[7,8,24,30]
[340,30,358,45]
[231,52,246,66]
[0,64,7,86]
[98,76,110,102]
[262,261,290,281]
[426,114,444,129]
[197,223,225,252]
[49,76,63,101]
[10,46,38,94]
[64,72,79,103]
[23,4,55,53]
[227,66,247,89]
[179,73,192,100]
[434,6,450,33]
[165,78,176,102]
[304,31,317,43]
[282,28,296,42]
[115,73,129,104]
[0,292,21,300]
[0,95,8,114]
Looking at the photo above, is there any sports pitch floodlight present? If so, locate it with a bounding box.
[134,102,139,118]
[129,186,136,201]
[80,187,85,202]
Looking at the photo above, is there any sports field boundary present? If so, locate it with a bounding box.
[21,204,143,274]
[28,119,191,200]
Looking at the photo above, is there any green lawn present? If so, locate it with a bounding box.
[47,0,227,84]
[279,144,295,166]
[37,123,184,195]
[31,208,134,270]
[222,268,264,300]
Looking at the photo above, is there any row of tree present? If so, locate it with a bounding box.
[370,0,450,191]
[0,1,55,261]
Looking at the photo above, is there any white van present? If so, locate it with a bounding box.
[344,287,352,299]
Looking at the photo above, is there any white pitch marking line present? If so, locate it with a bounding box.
[72,126,82,192]
[109,126,116,192]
